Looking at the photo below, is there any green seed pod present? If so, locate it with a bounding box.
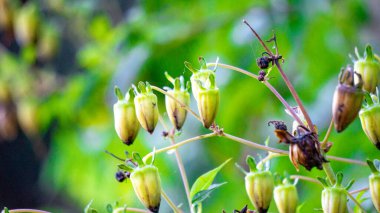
[113,86,140,145]
[133,82,158,134]
[164,72,190,130]
[321,187,347,213]
[318,172,354,213]
[367,159,380,212]
[185,57,219,128]
[353,45,380,93]
[196,74,219,128]
[129,153,161,213]
[243,156,274,213]
[359,92,380,150]
[332,66,364,132]
[14,3,39,46]
[274,179,298,213]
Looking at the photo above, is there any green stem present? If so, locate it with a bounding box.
[322,163,336,185]
[321,118,334,149]
[112,207,151,213]
[161,189,182,213]
[346,191,367,213]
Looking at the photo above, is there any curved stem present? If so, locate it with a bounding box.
[207,62,304,126]
[112,207,151,213]
[274,60,315,132]
[290,175,323,187]
[151,86,202,122]
[2,210,51,213]
[326,156,366,166]
[346,191,367,213]
[256,152,285,170]
[161,189,182,213]
[158,115,193,213]
[243,20,273,56]
[143,133,217,163]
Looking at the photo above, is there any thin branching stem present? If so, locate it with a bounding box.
[346,191,367,213]
[151,86,202,122]
[112,207,151,213]
[161,190,182,213]
[158,115,193,213]
[349,187,369,195]
[290,175,323,186]
[206,62,304,126]
[243,20,273,56]
[321,118,334,148]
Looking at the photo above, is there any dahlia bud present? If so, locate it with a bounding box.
[274,179,298,213]
[269,121,327,171]
[113,86,140,145]
[332,66,364,132]
[353,45,380,93]
[243,156,274,213]
[359,92,380,150]
[318,172,354,213]
[367,159,380,212]
[185,57,219,128]
[130,153,161,213]
[164,72,190,130]
[133,82,159,134]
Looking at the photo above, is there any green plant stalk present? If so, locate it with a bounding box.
[321,118,334,149]
[323,162,336,185]
[346,190,367,212]
[161,189,182,213]
[112,207,151,213]
[158,115,193,213]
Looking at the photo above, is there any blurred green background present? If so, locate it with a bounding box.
[0,0,379,212]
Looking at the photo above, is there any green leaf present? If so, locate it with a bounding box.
[106,204,113,213]
[3,207,9,213]
[190,158,231,199]
[191,182,227,206]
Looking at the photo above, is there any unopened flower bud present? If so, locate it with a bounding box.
[270,121,327,171]
[359,92,380,150]
[133,82,159,134]
[274,179,298,213]
[185,57,219,128]
[130,153,161,213]
[332,66,364,132]
[113,86,140,145]
[115,171,127,182]
[243,156,274,213]
[319,172,353,213]
[353,45,380,93]
[367,159,380,212]
[164,72,190,130]
[196,75,219,128]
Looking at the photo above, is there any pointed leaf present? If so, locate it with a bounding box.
[191,182,227,205]
[190,158,231,199]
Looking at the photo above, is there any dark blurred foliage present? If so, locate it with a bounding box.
[0,0,379,212]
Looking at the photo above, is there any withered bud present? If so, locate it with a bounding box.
[332,66,364,132]
[257,56,271,69]
[270,122,327,171]
[258,70,267,81]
